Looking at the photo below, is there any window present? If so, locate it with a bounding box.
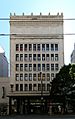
[16,84,19,91]
[33,54,36,61]
[47,73,50,81]
[55,44,58,51]
[42,44,45,51]
[24,74,28,81]
[33,73,36,81]
[51,54,54,61]
[42,54,45,61]
[15,74,19,81]
[55,64,59,71]
[38,64,41,71]
[16,54,19,61]
[46,54,49,61]
[20,73,23,81]
[38,73,41,81]
[42,84,45,91]
[16,44,19,51]
[42,73,45,81]
[37,54,41,61]
[33,84,37,91]
[24,84,28,91]
[51,64,54,71]
[29,64,32,71]
[29,84,32,91]
[51,73,54,81]
[16,64,19,71]
[33,64,36,71]
[51,44,54,51]
[42,64,45,71]
[24,64,28,71]
[20,44,23,51]
[20,84,23,91]
[47,84,50,91]
[33,44,36,51]
[38,84,41,91]
[20,54,23,61]
[24,44,27,51]
[46,44,49,51]
[37,44,40,51]
[29,73,32,81]
[29,54,32,61]
[55,54,58,61]
[20,64,23,71]
[24,54,28,61]
[29,44,32,51]
[46,64,50,71]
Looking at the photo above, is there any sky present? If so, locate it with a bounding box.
[0,0,75,65]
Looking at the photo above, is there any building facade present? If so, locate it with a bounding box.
[0,48,8,77]
[8,13,64,114]
[71,43,75,63]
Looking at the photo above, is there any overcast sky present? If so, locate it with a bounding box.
[0,0,75,64]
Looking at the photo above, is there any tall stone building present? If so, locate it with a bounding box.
[71,43,75,63]
[8,13,64,114]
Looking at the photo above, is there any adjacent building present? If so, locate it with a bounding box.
[0,47,8,77]
[8,13,64,114]
[71,43,75,63]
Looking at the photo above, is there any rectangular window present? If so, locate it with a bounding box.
[20,54,23,61]
[38,84,41,91]
[51,44,54,51]
[16,64,19,71]
[42,84,45,91]
[29,64,32,71]
[20,44,23,51]
[42,73,45,81]
[29,44,32,51]
[42,44,45,51]
[24,44,27,51]
[33,54,36,61]
[55,54,58,61]
[29,54,32,61]
[16,84,19,91]
[46,44,49,51]
[24,54,28,61]
[33,73,36,81]
[16,54,19,61]
[42,64,45,71]
[51,64,54,71]
[33,44,36,51]
[15,74,19,81]
[55,64,59,71]
[29,84,32,91]
[24,64,28,71]
[20,73,23,81]
[37,44,40,51]
[42,54,45,61]
[47,84,50,91]
[38,64,41,71]
[47,73,50,81]
[33,84,37,91]
[37,54,41,61]
[46,54,49,61]
[51,73,54,81]
[20,64,23,71]
[24,84,28,91]
[16,44,19,51]
[29,73,32,81]
[38,73,41,81]
[33,64,36,71]
[55,44,58,51]
[51,54,54,61]
[20,84,23,91]
[24,73,28,81]
[46,64,50,71]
